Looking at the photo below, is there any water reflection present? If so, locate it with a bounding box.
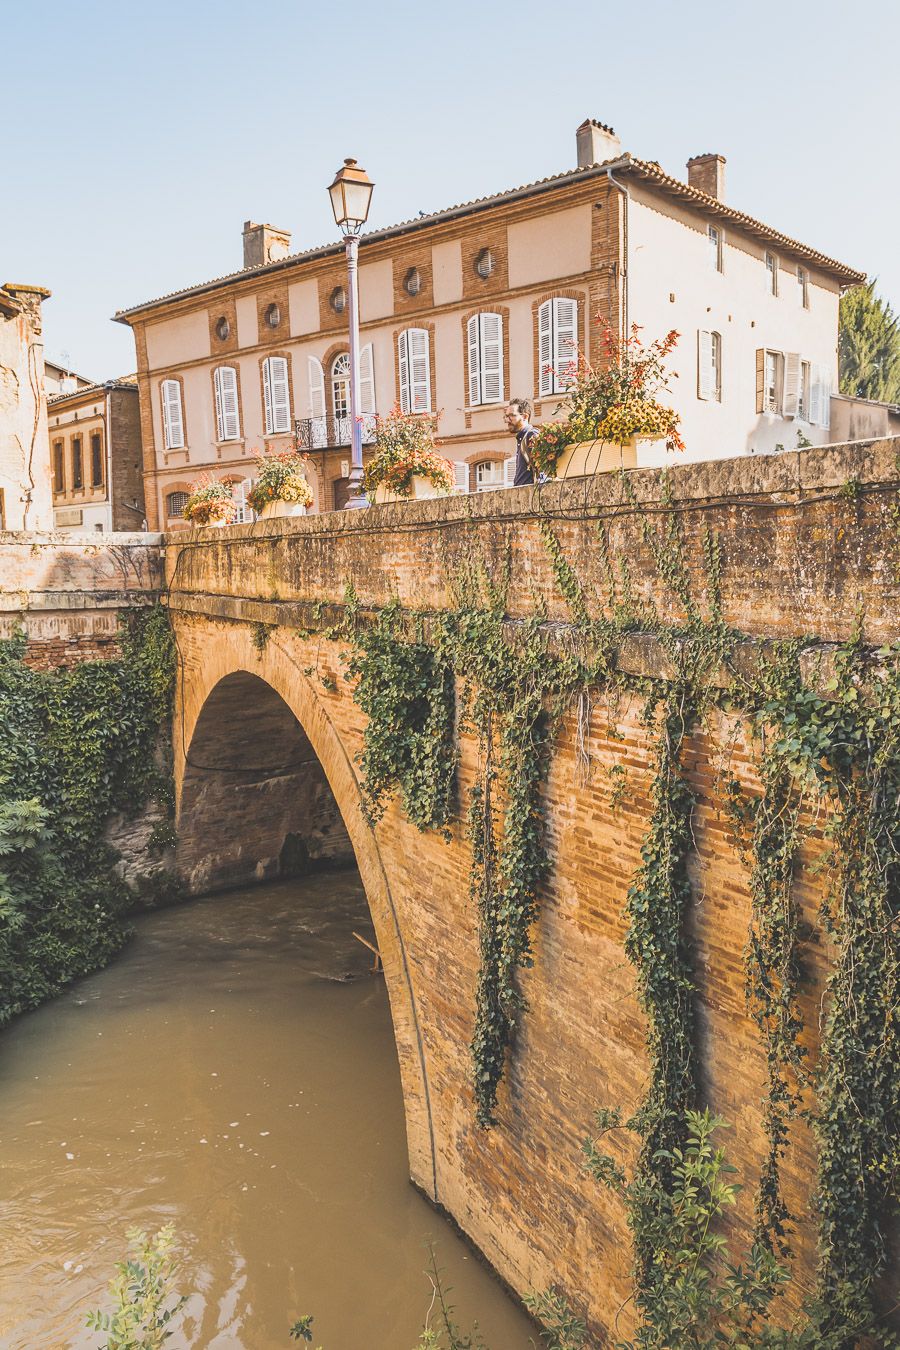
[0,873,535,1349]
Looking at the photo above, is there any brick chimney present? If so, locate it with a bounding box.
[686,154,726,200]
[242,221,292,269]
[576,119,622,168]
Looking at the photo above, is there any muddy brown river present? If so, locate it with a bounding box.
[0,873,536,1348]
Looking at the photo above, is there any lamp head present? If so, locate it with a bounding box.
[328,158,375,236]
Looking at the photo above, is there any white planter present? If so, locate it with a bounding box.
[259,500,308,519]
[373,475,448,505]
[553,438,639,479]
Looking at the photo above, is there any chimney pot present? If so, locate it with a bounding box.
[686,154,726,200]
[576,119,622,168]
[242,221,293,269]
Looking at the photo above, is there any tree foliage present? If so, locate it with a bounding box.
[838,281,900,403]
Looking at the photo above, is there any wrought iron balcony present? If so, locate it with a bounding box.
[294,414,377,452]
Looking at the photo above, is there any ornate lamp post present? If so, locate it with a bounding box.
[328,157,375,508]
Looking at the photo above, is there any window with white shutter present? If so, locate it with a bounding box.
[451,462,470,493]
[798,361,811,420]
[359,343,376,416]
[467,313,504,406]
[398,328,431,412]
[818,367,832,429]
[782,353,801,418]
[161,379,184,450]
[697,331,722,401]
[262,356,291,434]
[503,457,518,488]
[763,350,783,413]
[538,298,579,396]
[213,366,240,441]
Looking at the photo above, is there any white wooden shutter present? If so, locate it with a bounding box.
[404,328,431,412]
[503,457,517,488]
[467,316,481,405]
[808,369,821,426]
[267,356,290,432]
[783,353,801,418]
[161,379,184,449]
[819,368,832,428]
[553,298,578,389]
[307,357,326,419]
[481,313,503,404]
[697,331,713,400]
[359,343,375,415]
[538,301,553,396]
[262,359,273,433]
[452,461,469,493]
[214,366,239,440]
[398,332,410,413]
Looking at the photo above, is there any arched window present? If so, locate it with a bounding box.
[331,352,351,419]
[166,490,189,519]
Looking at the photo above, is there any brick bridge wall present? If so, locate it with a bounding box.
[165,439,899,1340]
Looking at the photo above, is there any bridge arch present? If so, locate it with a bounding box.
[172,614,437,1199]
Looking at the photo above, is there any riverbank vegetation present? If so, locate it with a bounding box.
[0,606,176,1027]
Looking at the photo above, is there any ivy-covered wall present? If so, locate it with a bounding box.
[0,605,177,1028]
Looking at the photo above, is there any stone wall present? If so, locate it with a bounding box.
[0,530,164,665]
[166,439,900,1341]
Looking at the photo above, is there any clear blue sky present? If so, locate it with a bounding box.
[4,0,897,380]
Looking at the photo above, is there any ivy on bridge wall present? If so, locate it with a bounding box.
[330,469,899,1346]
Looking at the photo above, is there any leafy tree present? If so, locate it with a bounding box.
[838,281,900,403]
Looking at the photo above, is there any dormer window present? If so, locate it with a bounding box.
[215,316,230,341]
[330,287,347,315]
[404,267,422,297]
[264,303,281,329]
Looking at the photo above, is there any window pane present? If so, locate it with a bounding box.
[91,433,103,486]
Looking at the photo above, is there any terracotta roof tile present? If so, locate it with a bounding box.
[113,153,864,321]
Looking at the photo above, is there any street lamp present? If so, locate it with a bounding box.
[328,157,375,508]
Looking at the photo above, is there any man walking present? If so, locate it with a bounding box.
[504,398,536,486]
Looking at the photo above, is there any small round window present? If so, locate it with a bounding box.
[475,248,494,280]
[404,267,422,297]
[264,303,281,329]
[330,286,347,315]
[215,316,230,340]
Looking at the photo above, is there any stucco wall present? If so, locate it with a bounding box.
[627,187,841,465]
[0,287,53,530]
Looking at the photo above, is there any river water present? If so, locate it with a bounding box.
[0,873,536,1349]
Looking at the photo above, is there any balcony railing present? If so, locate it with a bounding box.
[294,414,378,452]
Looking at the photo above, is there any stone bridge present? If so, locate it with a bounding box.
[165,439,899,1340]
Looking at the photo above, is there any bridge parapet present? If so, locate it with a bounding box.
[165,438,900,646]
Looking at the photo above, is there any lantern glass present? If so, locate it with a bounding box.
[328,159,374,233]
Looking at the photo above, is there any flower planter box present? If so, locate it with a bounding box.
[259,500,307,520]
[372,475,449,505]
[552,437,649,479]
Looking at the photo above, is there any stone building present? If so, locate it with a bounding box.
[48,377,146,532]
[114,120,864,529]
[0,282,53,530]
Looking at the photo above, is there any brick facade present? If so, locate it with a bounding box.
[166,439,900,1341]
